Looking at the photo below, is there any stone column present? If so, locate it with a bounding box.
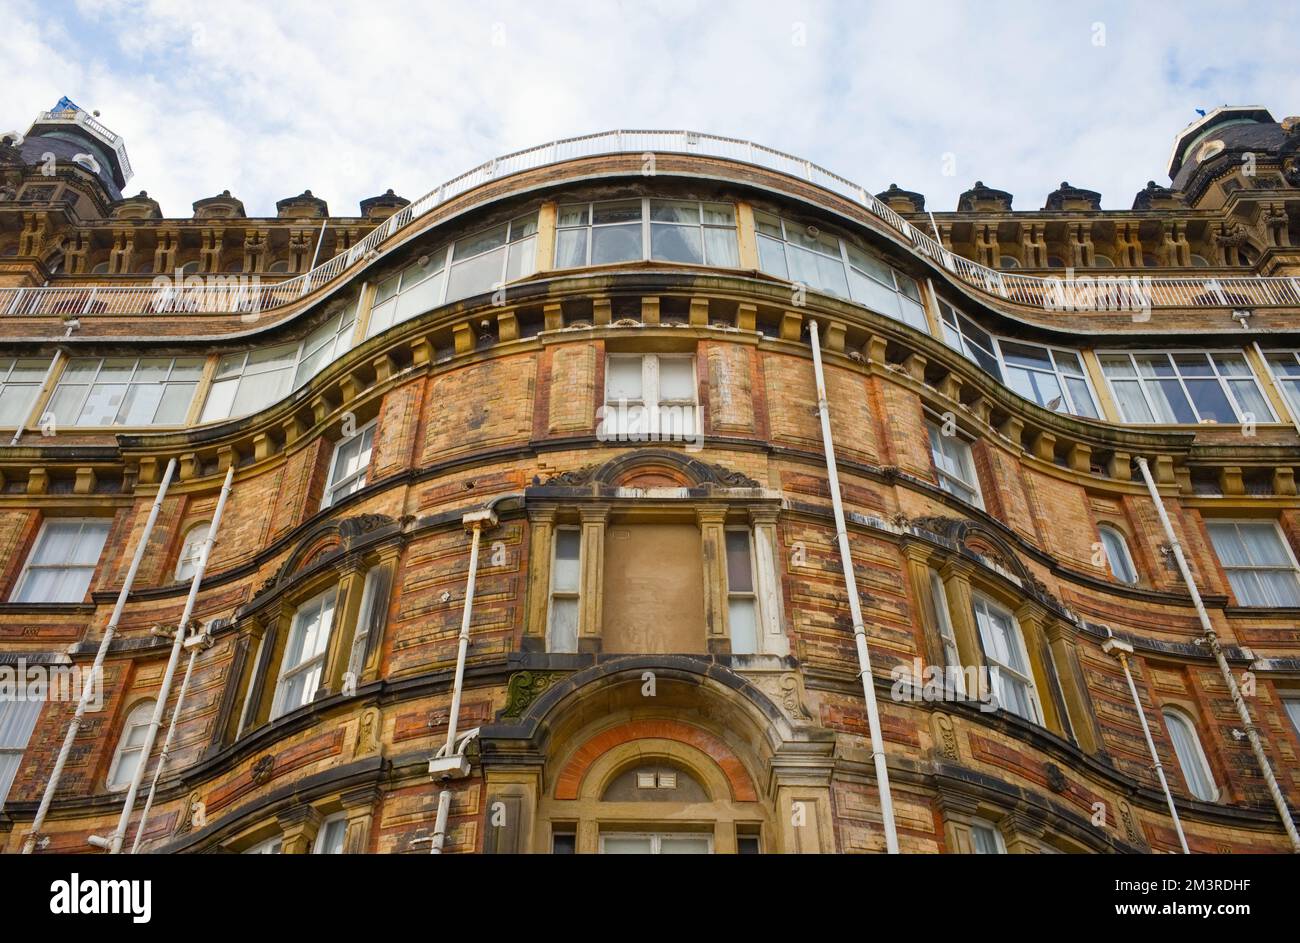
[697,506,730,654]
[577,505,608,653]
[749,507,788,656]
[523,509,556,652]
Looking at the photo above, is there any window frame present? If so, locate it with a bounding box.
[970,818,1008,854]
[269,585,339,720]
[49,355,204,428]
[1204,519,1300,608]
[10,518,111,604]
[927,568,966,697]
[601,352,698,442]
[597,831,715,854]
[0,695,43,809]
[174,521,211,582]
[547,526,582,653]
[321,420,377,510]
[106,699,156,792]
[0,357,51,428]
[971,593,1044,725]
[926,421,984,508]
[312,813,348,854]
[1097,524,1139,585]
[1098,350,1277,425]
[724,527,761,655]
[1263,350,1300,424]
[1161,706,1219,802]
[995,339,1101,418]
[555,198,739,270]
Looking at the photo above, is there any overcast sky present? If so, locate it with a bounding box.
[4,0,1297,218]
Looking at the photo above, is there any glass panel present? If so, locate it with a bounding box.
[0,385,36,425]
[702,203,735,225]
[392,270,445,323]
[971,824,1002,854]
[591,224,642,264]
[1172,353,1214,376]
[592,200,642,225]
[650,224,703,264]
[658,836,711,854]
[728,598,758,654]
[657,358,694,401]
[1111,379,1154,422]
[453,223,508,261]
[505,236,537,281]
[601,835,654,854]
[556,204,588,228]
[1183,379,1234,422]
[548,598,578,653]
[554,229,588,268]
[649,200,700,224]
[606,357,643,401]
[116,383,165,425]
[725,531,754,592]
[1000,341,1054,371]
[703,227,739,267]
[756,235,788,279]
[553,531,581,592]
[1226,379,1271,423]
[446,246,506,302]
[1064,376,1099,418]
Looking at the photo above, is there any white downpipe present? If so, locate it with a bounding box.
[1135,456,1300,853]
[1102,637,1190,853]
[807,319,900,854]
[9,348,63,447]
[107,465,235,854]
[21,458,178,854]
[430,513,488,854]
[128,626,210,853]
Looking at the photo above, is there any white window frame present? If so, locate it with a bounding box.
[928,569,965,697]
[345,566,385,680]
[1097,524,1139,585]
[598,831,714,854]
[369,211,539,339]
[1262,350,1300,424]
[555,199,739,270]
[1281,695,1300,741]
[995,339,1101,418]
[724,527,761,655]
[49,356,204,428]
[312,813,348,854]
[1204,519,1300,608]
[174,521,211,582]
[1098,350,1277,425]
[106,699,156,792]
[242,835,284,854]
[11,518,111,603]
[0,357,51,428]
[602,353,698,442]
[0,696,43,809]
[926,421,983,508]
[972,594,1044,725]
[547,527,581,653]
[1162,707,1219,802]
[270,586,338,720]
[753,211,928,332]
[970,818,1007,854]
[321,420,376,510]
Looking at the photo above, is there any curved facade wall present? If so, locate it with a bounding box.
[1,142,1299,854]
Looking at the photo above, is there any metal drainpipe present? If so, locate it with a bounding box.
[808,318,900,854]
[1135,456,1300,853]
[22,457,178,854]
[1101,635,1190,853]
[129,623,213,853]
[430,507,496,854]
[106,465,235,854]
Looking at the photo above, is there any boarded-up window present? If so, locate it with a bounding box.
[602,524,706,653]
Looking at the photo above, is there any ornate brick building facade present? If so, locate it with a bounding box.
[1,101,1299,853]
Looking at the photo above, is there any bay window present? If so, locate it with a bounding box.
[938,302,1001,378]
[11,519,110,603]
[754,211,927,331]
[1099,352,1274,425]
[270,586,338,719]
[49,356,203,427]
[1205,520,1300,607]
[999,341,1099,418]
[556,199,738,269]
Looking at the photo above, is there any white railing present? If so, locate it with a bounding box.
[4,129,1298,318]
[35,108,133,180]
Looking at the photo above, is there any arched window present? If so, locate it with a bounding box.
[175,522,211,581]
[107,700,155,791]
[1162,708,1218,801]
[1098,525,1138,584]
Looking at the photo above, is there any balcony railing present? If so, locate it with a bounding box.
[4,129,1299,318]
[34,108,133,180]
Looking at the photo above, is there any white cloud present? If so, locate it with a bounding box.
[1,0,1294,216]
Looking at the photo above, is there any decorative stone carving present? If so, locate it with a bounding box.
[250,754,275,785]
[932,711,959,761]
[1044,762,1068,793]
[501,670,567,718]
[356,706,381,757]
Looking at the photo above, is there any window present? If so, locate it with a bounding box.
[368,212,538,339]
[555,199,738,270]
[312,814,347,854]
[1265,351,1300,420]
[938,301,1001,378]
[322,421,376,509]
[174,522,211,582]
[599,832,713,854]
[1099,352,1275,425]
[547,528,581,653]
[928,569,965,696]
[1283,697,1300,740]
[1162,708,1218,801]
[970,819,1007,854]
[243,835,283,854]
[0,358,50,427]
[972,595,1042,724]
[48,356,203,427]
[998,342,1100,418]
[926,422,983,508]
[754,212,927,331]
[552,831,577,854]
[106,700,155,791]
[1098,525,1138,584]
[1205,521,1300,607]
[0,696,42,808]
[601,353,697,441]
[11,519,111,603]
[725,529,759,654]
[345,567,386,681]
[200,304,358,424]
[270,587,338,719]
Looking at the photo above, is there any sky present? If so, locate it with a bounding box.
[3,0,1297,218]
